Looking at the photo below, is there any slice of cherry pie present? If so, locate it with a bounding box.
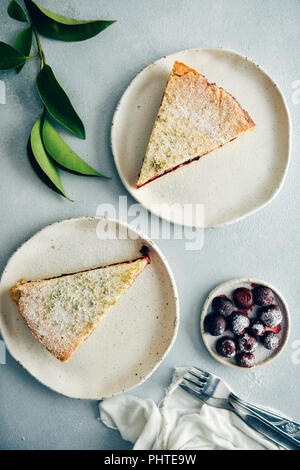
[11,252,150,362]
[137,61,255,188]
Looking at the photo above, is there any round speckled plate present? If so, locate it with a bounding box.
[200,278,290,369]
[0,217,179,399]
[111,48,291,228]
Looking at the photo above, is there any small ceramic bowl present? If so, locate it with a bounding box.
[200,278,290,370]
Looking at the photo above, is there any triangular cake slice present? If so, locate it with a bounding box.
[137,61,255,188]
[11,252,150,362]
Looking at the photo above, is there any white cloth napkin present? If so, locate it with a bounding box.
[99,368,282,450]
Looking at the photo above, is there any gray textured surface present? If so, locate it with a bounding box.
[0,0,300,450]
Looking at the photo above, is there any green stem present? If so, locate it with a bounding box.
[32,24,45,70]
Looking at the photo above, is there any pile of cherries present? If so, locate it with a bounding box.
[205,285,283,368]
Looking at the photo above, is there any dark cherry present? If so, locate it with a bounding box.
[233,287,253,309]
[252,286,275,307]
[216,337,236,358]
[236,353,255,368]
[205,314,226,336]
[228,312,250,336]
[238,333,258,354]
[262,332,280,350]
[258,305,282,328]
[212,296,235,317]
[249,320,266,337]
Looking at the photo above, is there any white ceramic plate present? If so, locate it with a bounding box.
[200,278,290,369]
[0,217,179,399]
[111,48,291,228]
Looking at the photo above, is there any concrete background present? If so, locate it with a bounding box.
[0,0,300,450]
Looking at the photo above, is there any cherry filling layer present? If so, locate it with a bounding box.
[136,138,237,189]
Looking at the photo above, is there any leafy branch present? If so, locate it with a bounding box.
[1,0,115,199]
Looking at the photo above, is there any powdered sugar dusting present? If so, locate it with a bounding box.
[238,333,258,354]
[230,313,249,335]
[137,61,255,186]
[12,258,148,361]
[202,278,289,369]
[239,353,255,368]
[259,306,282,328]
[250,321,265,336]
[263,332,280,350]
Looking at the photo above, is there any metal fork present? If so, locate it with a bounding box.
[180,367,300,450]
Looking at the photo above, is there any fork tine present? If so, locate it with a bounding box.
[182,377,204,389]
[180,382,197,395]
[192,366,210,378]
[179,381,205,402]
[188,370,208,383]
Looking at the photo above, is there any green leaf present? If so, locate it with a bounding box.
[14,26,33,73]
[42,118,110,177]
[24,0,116,42]
[36,64,85,139]
[7,0,28,23]
[30,117,71,200]
[0,41,27,70]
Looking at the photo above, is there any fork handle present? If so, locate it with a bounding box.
[229,394,300,450]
